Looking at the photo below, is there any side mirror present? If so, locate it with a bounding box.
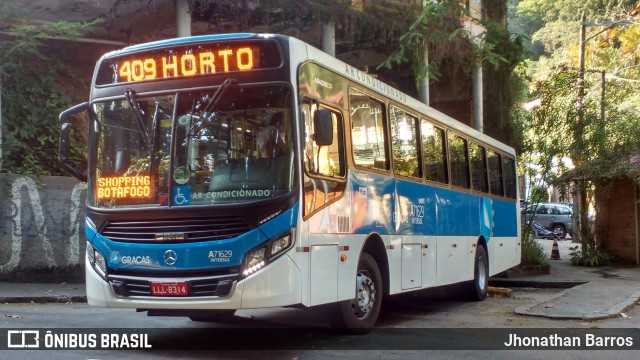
[59,102,89,182]
[313,109,333,146]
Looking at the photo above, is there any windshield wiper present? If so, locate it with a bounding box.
[149,102,161,185]
[187,78,238,137]
[124,89,151,148]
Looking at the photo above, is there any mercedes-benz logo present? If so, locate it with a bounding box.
[164,250,177,265]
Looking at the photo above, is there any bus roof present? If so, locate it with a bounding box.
[98,32,515,156]
[103,33,271,57]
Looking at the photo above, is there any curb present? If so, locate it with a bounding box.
[1,296,87,304]
[489,279,587,289]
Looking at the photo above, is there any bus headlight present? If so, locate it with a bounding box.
[270,234,291,256]
[242,232,293,278]
[86,242,107,280]
[246,247,266,269]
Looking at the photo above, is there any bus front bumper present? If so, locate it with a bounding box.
[85,254,302,310]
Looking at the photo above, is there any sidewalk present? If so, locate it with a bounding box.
[0,282,86,304]
[1,239,639,321]
[491,238,640,320]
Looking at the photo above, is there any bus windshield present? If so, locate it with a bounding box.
[90,84,295,208]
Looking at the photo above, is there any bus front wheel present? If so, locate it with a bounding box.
[330,253,382,334]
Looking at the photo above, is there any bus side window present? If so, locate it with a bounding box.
[390,106,421,179]
[502,156,517,199]
[349,88,389,171]
[448,133,470,189]
[302,103,344,176]
[302,101,346,216]
[487,149,504,196]
[469,142,488,193]
[421,120,448,184]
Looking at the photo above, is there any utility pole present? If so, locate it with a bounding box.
[573,13,587,244]
[573,14,632,244]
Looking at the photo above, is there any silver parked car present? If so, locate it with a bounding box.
[521,202,573,239]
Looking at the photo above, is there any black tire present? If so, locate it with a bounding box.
[188,309,236,322]
[551,224,567,239]
[467,244,488,301]
[329,253,383,335]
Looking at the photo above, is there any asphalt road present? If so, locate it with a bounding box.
[1,287,638,359]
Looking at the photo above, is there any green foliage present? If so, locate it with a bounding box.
[188,0,410,52]
[530,185,549,203]
[511,0,640,268]
[380,1,526,83]
[379,1,472,82]
[0,21,97,175]
[569,245,612,266]
[512,0,636,57]
[521,227,551,266]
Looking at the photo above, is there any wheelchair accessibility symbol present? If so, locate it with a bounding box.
[172,186,191,206]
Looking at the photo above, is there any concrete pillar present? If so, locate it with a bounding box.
[321,20,335,57]
[176,0,191,37]
[472,65,483,132]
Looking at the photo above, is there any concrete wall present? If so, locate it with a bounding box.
[0,174,86,282]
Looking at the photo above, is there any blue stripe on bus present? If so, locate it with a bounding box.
[85,203,298,272]
[350,170,517,238]
[118,33,258,53]
[491,199,518,237]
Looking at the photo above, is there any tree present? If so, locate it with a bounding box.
[511,0,640,265]
[380,0,526,148]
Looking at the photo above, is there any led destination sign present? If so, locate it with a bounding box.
[97,175,152,199]
[96,40,282,85]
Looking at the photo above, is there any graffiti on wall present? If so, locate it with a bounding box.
[0,176,87,272]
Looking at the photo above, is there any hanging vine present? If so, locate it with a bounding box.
[0,21,98,175]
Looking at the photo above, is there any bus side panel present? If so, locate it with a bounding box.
[488,199,521,275]
[349,170,399,293]
[395,178,438,290]
[435,189,477,285]
[305,183,357,306]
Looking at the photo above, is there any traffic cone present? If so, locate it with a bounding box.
[550,237,561,260]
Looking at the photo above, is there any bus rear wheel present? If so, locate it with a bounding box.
[329,253,382,334]
[188,309,236,322]
[467,244,488,301]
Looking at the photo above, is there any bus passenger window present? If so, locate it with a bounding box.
[302,101,346,216]
[448,133,470,189]
[349,89,389,171]
[421,120,448,184]
[487,149,504,196]
[469,142,488,193]
[390,106,421,178]
[502,156,517,199]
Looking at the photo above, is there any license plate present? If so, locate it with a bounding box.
[150,281,188,296]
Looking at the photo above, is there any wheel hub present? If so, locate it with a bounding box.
[353,271,376,319]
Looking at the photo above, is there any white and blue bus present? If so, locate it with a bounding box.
[59,33,520,333]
